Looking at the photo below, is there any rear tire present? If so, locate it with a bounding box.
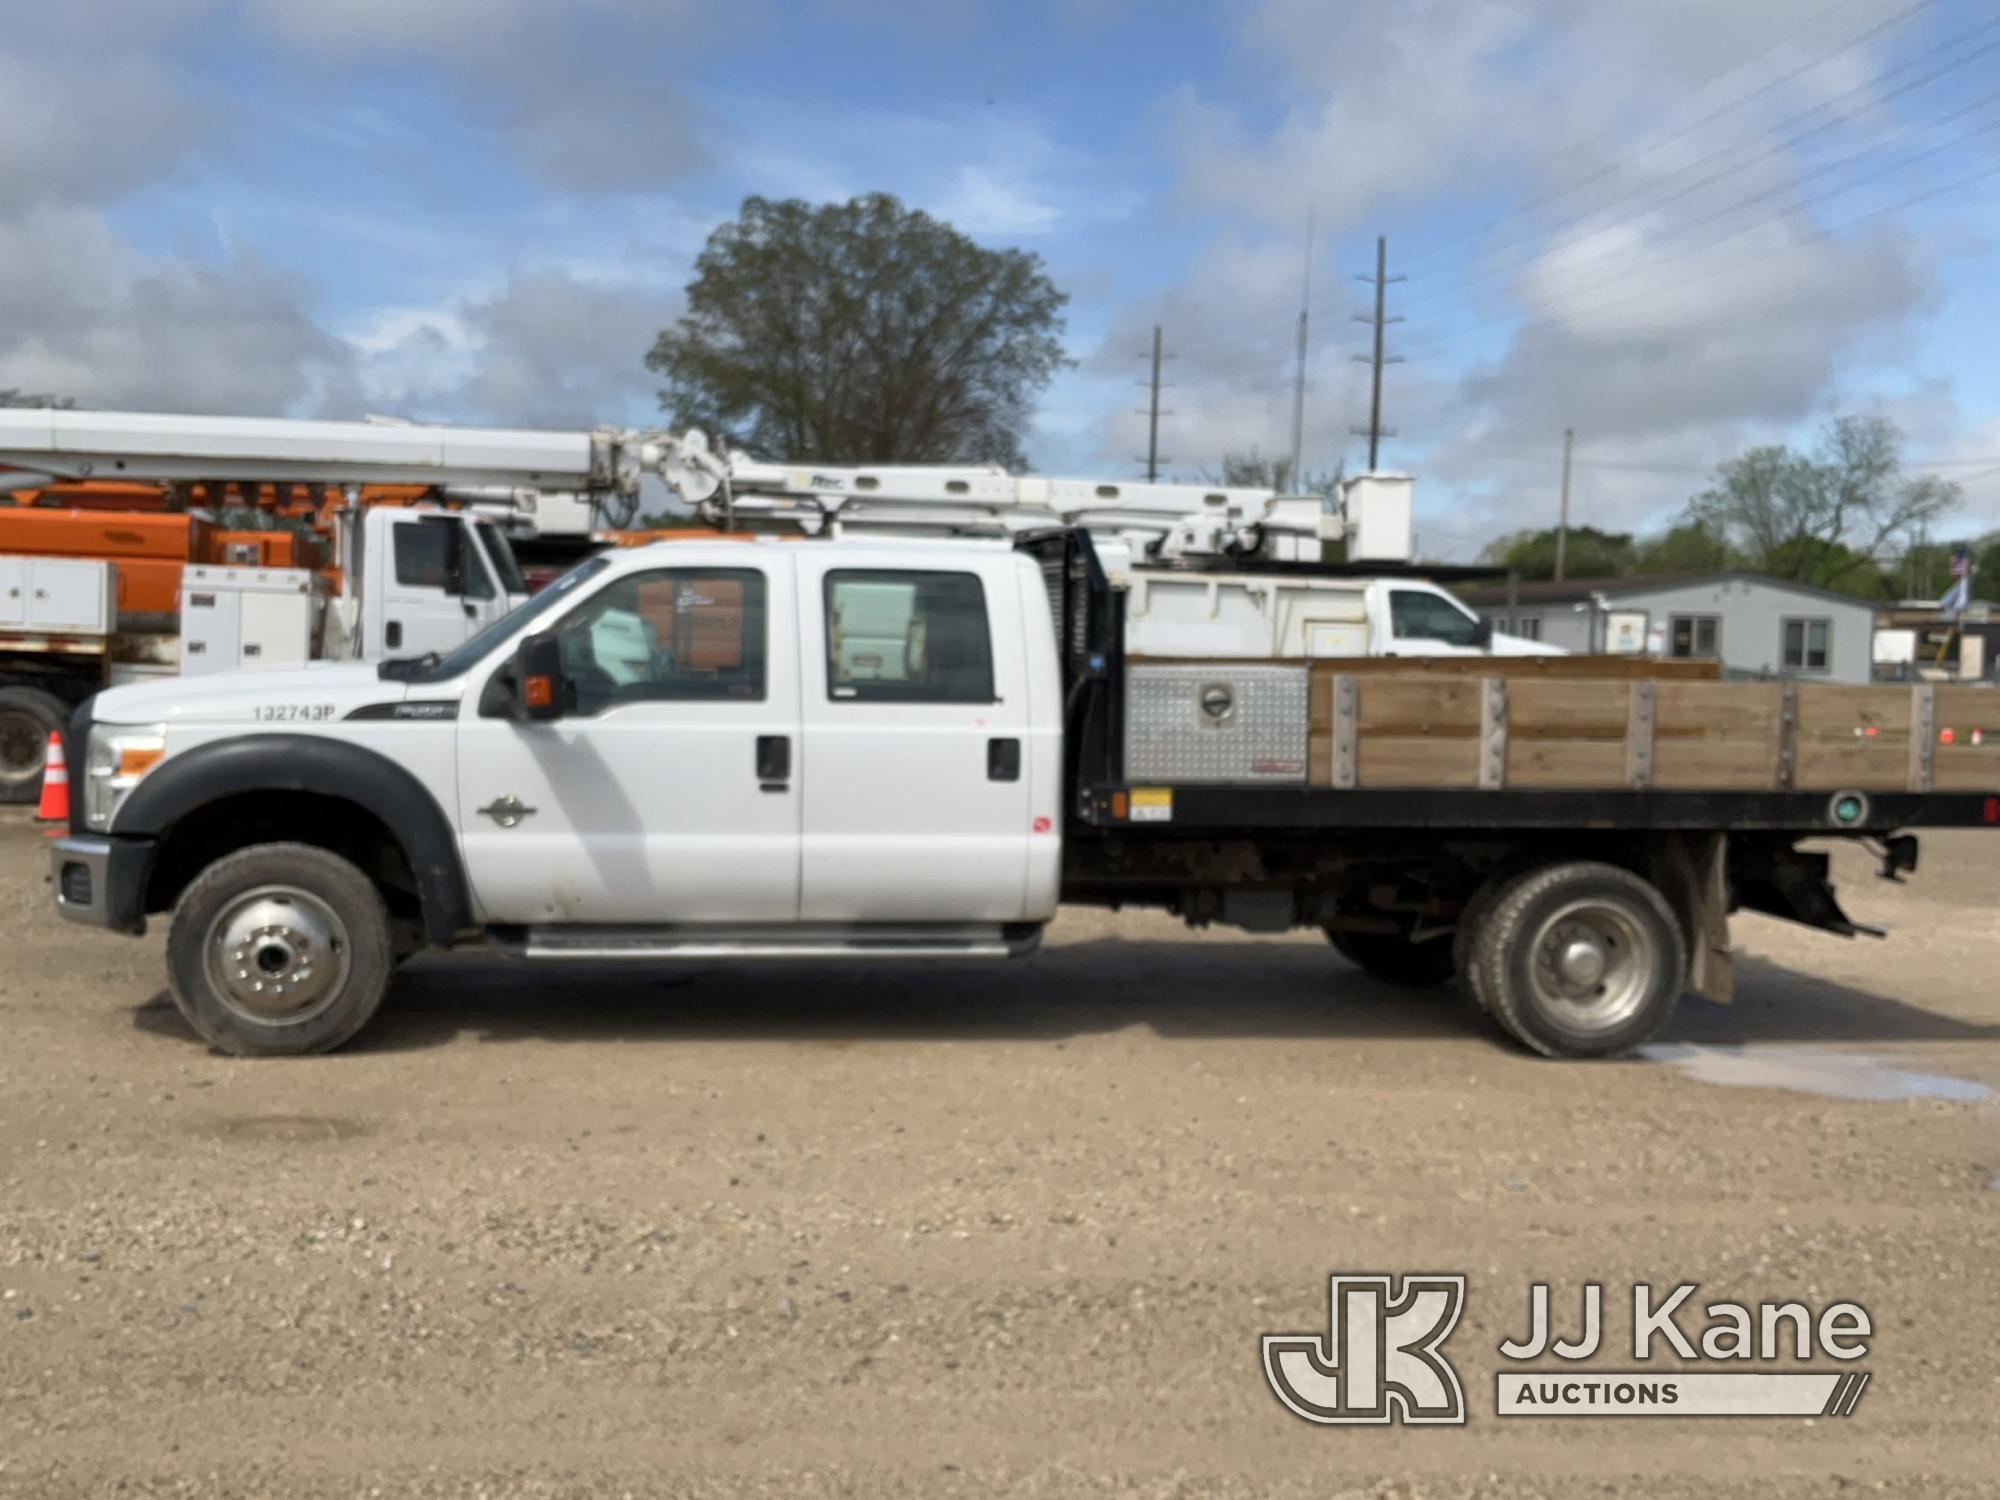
[166,843,394,1057]
[1468,861,1685,1059]
[1327,927,1457,987]
[0,686,72,805]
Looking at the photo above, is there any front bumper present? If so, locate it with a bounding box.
[49,835,153,935]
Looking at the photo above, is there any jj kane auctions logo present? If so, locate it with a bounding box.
[1264,1275,1872,1423]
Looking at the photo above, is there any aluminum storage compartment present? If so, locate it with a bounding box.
[1124,661,1309,783]
[2,558,115,634]
[179,565,319,675]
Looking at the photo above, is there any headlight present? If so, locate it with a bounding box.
[84,724,166,832]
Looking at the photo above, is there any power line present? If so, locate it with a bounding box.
[1427,147,2000,350]
[1399,0,1936,275]
[1417,97,2000,328]
[1400,12,2000,314]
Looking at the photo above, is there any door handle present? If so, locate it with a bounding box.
[756,734,791,790]
[988,737,1021,782]
[386,620,403,650]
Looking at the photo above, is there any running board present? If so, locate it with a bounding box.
[488,922,1044,961]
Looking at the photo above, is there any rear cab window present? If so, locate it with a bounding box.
[823,570,994,703]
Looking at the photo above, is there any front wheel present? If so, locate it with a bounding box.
[1327,927,1457,987]
[1465,861,1686,1058]
[166,843,394,1056]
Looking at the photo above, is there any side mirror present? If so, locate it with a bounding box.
[1470,616,1494,648]
[514,631,565,721]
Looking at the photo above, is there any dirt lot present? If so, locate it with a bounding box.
[2,810,1998,1497]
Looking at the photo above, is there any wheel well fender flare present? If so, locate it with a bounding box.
[114,733,472,944]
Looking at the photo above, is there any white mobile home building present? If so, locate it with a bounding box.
[1462,572,1878,683]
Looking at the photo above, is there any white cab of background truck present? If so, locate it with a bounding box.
[1122,571,1550,658]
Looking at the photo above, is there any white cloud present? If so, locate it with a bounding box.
[0,208,359,416]
[354,270,681,429]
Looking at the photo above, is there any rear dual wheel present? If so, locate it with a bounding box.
[1462,861,1686,1059]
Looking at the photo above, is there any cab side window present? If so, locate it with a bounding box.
[824,569,994,703]
[554,568,766,715]
[1389,589,1480,646]
[393,519,493,599]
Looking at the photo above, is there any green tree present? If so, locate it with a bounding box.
[647,194,1068,468]
[1479,524,1638,581]
[1687,416,1957,593]
[1634,520,1734,575]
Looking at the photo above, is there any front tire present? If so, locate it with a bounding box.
[1467,861,1685,1058]
[1327,927,1457,987]
[166,843,394,1056]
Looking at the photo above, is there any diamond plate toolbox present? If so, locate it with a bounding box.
[1123,662,1310,783]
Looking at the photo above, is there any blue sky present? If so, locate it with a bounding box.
[7,0,2000,557]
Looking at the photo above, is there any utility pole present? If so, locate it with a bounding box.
[1350,235,1404,471]
[1288,216,1313,492]
[1555,427,1574,583]
[1137,323,1171,481]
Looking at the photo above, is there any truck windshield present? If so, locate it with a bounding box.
[475,520,529,597]
[378,554,612,684]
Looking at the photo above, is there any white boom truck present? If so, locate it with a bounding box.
[676,441,1549,660]
[0,408,677,794]
[50,527,1986,1061]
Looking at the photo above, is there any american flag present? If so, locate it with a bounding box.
[1951,544,1971,578]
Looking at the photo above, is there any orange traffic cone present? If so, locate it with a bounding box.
[36,732,69,822]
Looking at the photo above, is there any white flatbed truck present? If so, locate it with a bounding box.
[48,529,1996,1058]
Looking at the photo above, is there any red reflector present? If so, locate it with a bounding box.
[1940,727,1956,745]
[1986,797,2000,825]
[1032,815,1053,834]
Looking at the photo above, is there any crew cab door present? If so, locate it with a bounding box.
[793,551,1034,921]
[454,552,802,924]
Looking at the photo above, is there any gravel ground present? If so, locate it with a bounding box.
[3,810,1998,1497]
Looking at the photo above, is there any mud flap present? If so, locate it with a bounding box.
[1648,831,1734,1005]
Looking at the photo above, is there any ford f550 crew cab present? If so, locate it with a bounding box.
[48,531,1998,1058]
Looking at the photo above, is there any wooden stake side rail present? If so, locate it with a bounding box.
[1304,671,2000,793]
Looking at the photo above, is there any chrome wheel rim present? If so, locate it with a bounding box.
[1527,898,1654,1034]
[203,885,351,1027]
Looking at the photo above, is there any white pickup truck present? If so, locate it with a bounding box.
[49,531,1976,1059]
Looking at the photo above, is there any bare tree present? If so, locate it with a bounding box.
[1688,416,1956,589]
[1200,447,1343,496]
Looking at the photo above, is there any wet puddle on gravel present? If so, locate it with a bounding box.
[1639,1044,1993,1103]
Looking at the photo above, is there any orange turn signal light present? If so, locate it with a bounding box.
[523,675,554,709]
[118,746,165,777]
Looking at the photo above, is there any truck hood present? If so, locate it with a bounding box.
[90,662,413,726]
[1486,631,1566,656]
